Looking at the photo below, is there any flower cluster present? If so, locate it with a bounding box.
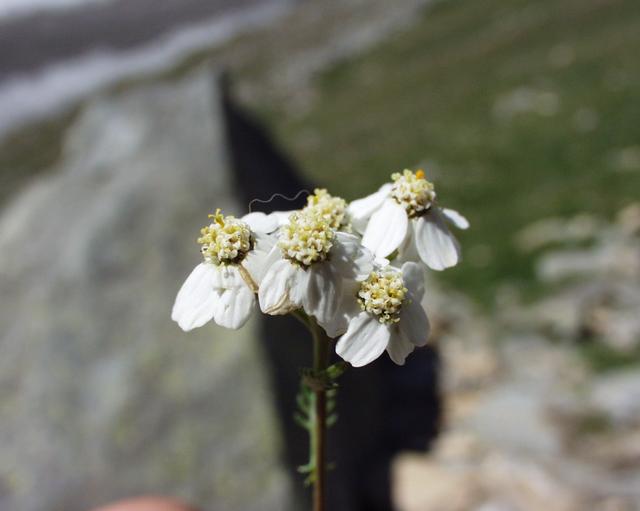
[172,170,468,367]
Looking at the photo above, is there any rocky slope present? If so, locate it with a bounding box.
[395,205,640,511]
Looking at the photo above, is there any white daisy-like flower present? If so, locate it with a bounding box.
[348,169,469,271]
[335,262,430,367]
[258,207,374,336]
[171,210,277,332]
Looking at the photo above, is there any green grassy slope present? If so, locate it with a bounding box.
[261,0,640,304]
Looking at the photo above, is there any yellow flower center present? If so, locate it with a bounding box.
[278,209,335,267]
[304,188,348,230]
[358,269,407,324]
[390,169,436,218]
[198,209,252,265]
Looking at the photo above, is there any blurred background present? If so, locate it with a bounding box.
[1,0,639,510]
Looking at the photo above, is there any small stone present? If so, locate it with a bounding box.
[392,453,482,511]
[481,453,586,511]
[589,370,640,428]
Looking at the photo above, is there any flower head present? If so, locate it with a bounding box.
[390,169,436,218]
[172,210,278,332]
[357,269,407,324]
[347,168,469,271]
[259,208,374,336]
[198,209,252,265]
[336,262,430,367]
[278,209,334,266]
[305,188,348,230]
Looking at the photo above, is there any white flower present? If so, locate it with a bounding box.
[348,169,469,271]
[171,210,276,331]
[258,207,373,336]
[335,262,430,367]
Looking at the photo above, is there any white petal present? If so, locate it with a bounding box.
[401,261,425,300]
[304,263,342,327]
[249,244,282,286]
[321,280,361,338]
[241,252,263,287]
[413,210,461,271]
[375,256,390,267]
[241,212,279,234]
[273,210,296,225]
[386,331,415,365]
[258,259,302,315]
[320,312,349,338]
[171,263,220,331]
[330,232,374,280]
[441,207,470,230]
[213,286,256,329]
[335,312,390,367]
[396,219,420,263]
[399,293,430,346]
[254,231,277,253]
[217,264,245,289]
[362,199,408,258]
[288,265,310,306]
[242,235,277,285]
[347,183,392,233]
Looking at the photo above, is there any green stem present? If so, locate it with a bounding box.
[310,321,330,511]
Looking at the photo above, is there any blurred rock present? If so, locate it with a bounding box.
[393,451,483,511]
[440,333,499,394]
[394,424,640,511]
[589,370,640,428]
[480,454,585,511]
[581,284,640,352]
[506,208,640,353]
[533,207,640,284]
[394,205,640,510]
[466,382,563,457]
[536,242,640,282]
[0,68,292,511]
[422,280,499,394]
[393,435,591,511]
[578,431,640,471]
[499,334,587,387]
[617,203,640,236]
[515,214,602,252]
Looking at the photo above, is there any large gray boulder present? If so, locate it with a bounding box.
[0,68,292,511]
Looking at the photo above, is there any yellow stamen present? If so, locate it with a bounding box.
[278,209,335,267]
[358,269,407,324]
[390,169,436,217]
[198,210,252,265]
[304,188,348,230]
